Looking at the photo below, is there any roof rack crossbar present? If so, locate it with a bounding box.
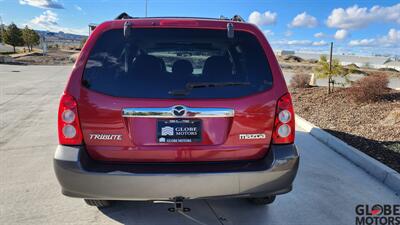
[114,13,245,22]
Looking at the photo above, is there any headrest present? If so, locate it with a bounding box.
[132,54,163,75]
[172,59,193,76]
[202,56,232,79]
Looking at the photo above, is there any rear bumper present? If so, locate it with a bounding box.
[54,144,299,200]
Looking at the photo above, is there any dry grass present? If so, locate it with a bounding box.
[290,73,311,88]
[348,72,389,102]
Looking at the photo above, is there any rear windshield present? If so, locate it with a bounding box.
[82,28,273,99]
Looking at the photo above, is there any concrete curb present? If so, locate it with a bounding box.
[295,115,400,194]
[10,51,40,59]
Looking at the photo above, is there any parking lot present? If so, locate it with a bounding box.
[0,64,398,225]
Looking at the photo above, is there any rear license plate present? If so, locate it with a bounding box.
[157,119,202,143]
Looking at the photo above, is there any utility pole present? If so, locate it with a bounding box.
[0,16,4,44]
[145,0,148,17]
[41,35,47,56]
[328,42,333,94]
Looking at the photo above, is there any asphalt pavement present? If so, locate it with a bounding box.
[0,64,398,225]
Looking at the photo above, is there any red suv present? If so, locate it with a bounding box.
[54,14,299,207]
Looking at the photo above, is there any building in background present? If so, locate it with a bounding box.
[294,52,399,71]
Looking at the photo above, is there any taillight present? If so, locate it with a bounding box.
[58,93,83,145]
[272,93,295,144]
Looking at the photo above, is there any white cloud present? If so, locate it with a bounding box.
[347,28,399,47]
[334,29,349,40]
[248,11,277,26]
[312,40,328,46]
[74,5,82,11]
[284,30,293,37]
[387,28,399,41]
[289,12,318,28]
[378,28,400,47]
[348,39,375,46]
[287,40,312,46]
[326,4,400,29]
[314,32,325,38]
[28,10,87,35]
[19,0,63,9]
[30,10,58,26]
[281,40,328,46]
[263,29,274,36]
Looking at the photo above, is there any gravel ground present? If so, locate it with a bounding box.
[291,87,400,172]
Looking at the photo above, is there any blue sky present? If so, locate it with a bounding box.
[0,0,399,55]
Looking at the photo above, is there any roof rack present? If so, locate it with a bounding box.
[115,12,134,20]
[114,13,245,22]
[231,15,245,22]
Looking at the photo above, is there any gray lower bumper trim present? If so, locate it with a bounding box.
[54,145,299,200]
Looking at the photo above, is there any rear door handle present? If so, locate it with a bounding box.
[122,106,234,118]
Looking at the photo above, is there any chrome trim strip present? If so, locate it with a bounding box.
[122,107,234,118]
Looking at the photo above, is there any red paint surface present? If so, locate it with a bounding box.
[62,18,291,162]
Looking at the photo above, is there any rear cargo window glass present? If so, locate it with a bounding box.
[82,28,273,99]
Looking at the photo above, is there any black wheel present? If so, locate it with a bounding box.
[84,199,111,208]
[247,195,276,205]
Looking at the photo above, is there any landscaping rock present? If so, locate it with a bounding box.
[381,108,400,126]
[0,55,15,63]
[291,86,400,172]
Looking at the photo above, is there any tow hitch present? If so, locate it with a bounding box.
[153,197,191,213]
[167,197,191,213]
[154,197,209,225]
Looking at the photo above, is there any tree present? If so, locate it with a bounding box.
[22,26,40,52]
[22,26,30,51]
[313,55,352,93]
[0,24,4,43]
[31,30,40,51]
[80,37,87,49]
[4,23,24,53]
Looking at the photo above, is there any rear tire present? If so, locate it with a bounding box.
[84,199,111,208]
[247,195,276,205]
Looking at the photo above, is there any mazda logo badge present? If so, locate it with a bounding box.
[172,105,186,117]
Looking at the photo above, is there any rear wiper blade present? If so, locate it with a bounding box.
[168,81,251,96]
[186,81,251,89]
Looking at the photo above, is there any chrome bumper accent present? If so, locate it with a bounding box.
[122,106,234,118]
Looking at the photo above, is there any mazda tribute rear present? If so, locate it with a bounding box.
[54,14,299,207]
